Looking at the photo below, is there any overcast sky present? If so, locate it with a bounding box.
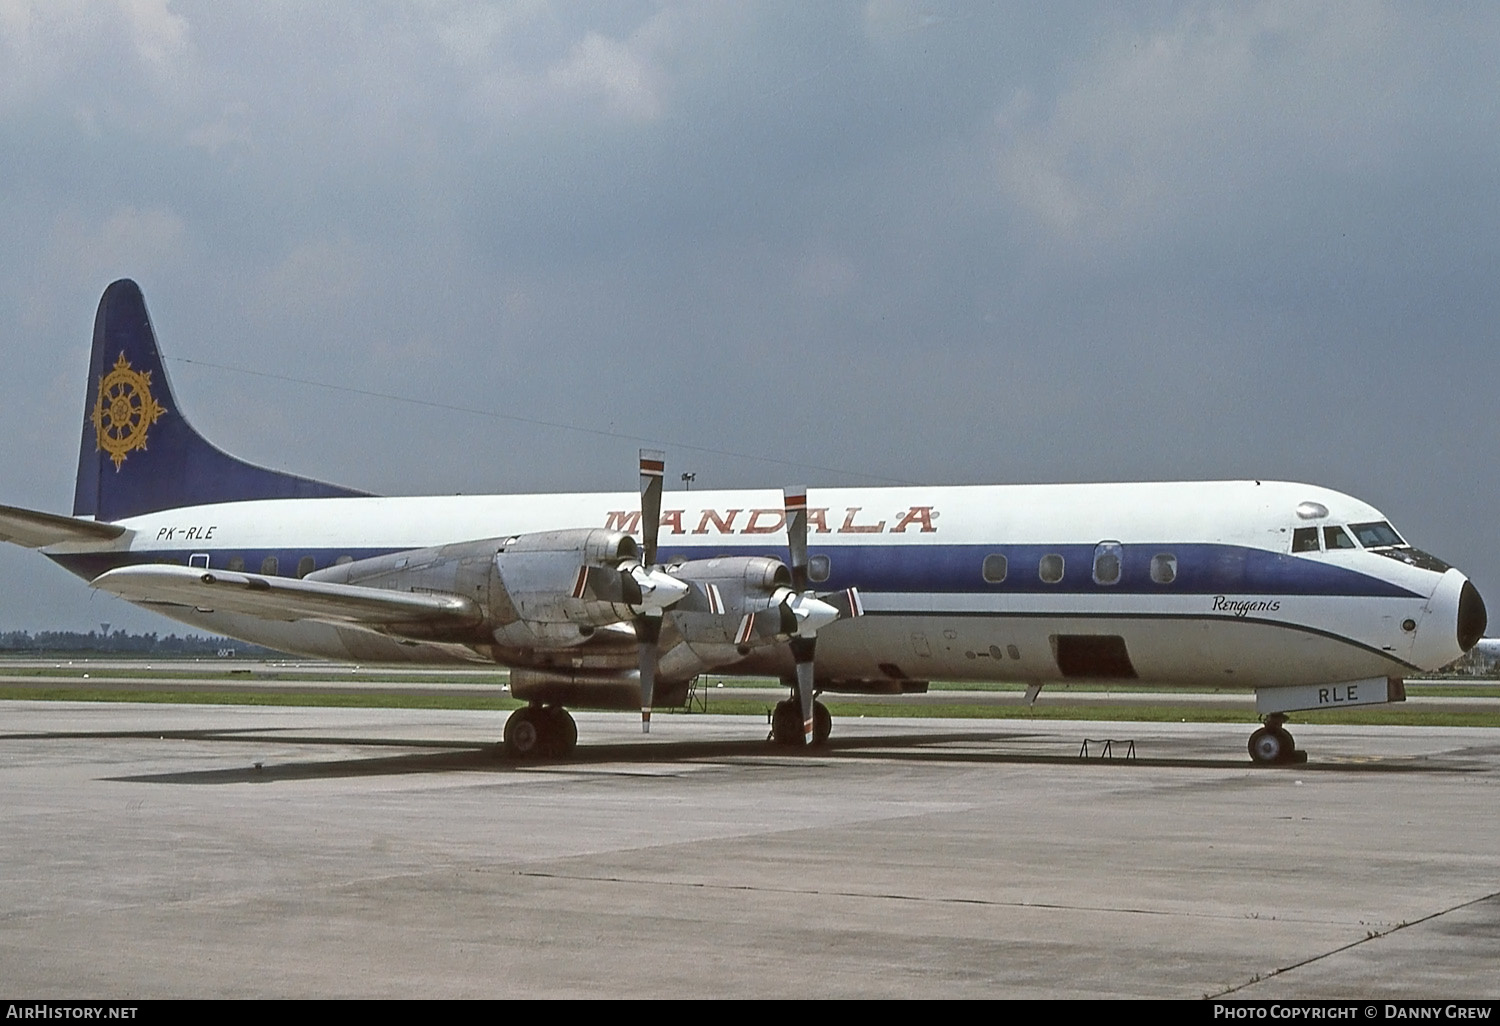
[2,1,1497,633]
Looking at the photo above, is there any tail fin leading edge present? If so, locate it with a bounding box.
[73,279,371,522]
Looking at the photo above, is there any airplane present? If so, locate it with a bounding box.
[0,279,1487,764]
[1471,638,1500,662]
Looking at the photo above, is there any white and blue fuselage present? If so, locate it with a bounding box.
[43,479,1479,688]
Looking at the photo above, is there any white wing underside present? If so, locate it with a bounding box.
[91,564,482,631]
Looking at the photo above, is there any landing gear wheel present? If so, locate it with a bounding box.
[813,700,832,745]
[1278,727,1307,764]
[504,705,577,759]
[541,706,578,758]
[504,707,544,759]
[1248,725,1298,766]
[770,700,803,747]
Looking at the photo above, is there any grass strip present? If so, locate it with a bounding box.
[0,688,523,710]
[4,687,1498,727]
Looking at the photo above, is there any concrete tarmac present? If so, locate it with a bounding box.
[1,700,1497,999]
[7,675,1500,719]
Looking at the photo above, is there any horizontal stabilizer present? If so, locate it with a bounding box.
[91,564,482,631]
[0,503,128,548]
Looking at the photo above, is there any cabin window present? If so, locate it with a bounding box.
[335,555,354,565]
[982,554,1008,583]
[188,553,209,569]
[1150,553,1178,584]
[1291,528,1320,553]
[1007,644,1021,660]
[989,644,1004,660]
[1323,526,1357,550]
[808,554,831,583]
[1092,542,1122,585]
[260,556,279,576]
[1350,521,1404,548]
[227,556,245,572]
[1039,554,1064,584]
[297,556,316,578]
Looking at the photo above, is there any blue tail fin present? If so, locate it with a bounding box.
[73,279,371,521]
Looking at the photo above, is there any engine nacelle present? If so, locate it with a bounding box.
[653,555,800,680]
[308,528,653,650]
[488,529,643,646]
[509,668,690,711]
[667,555,793,638]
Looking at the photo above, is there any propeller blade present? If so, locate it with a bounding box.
[820,587,864,620]
[638,613,662,733]
[784,488,821,744]
[791,636,816,745]
[636,450,668,734]
[572,564,623,602]
[739,603,797,644]
[639,449,665,567]
[784,487,808,592]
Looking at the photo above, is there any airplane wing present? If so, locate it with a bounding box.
[91,564,483,632]
[0,503,129,548]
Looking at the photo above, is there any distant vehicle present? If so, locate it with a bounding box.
[0,280,1486,762]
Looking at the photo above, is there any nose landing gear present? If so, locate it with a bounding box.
[1248,713,1307,766]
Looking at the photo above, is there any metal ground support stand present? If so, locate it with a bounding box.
[1079,738,1136,760]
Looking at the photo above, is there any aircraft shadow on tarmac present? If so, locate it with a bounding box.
[4,724,1458,784]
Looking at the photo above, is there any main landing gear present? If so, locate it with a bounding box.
[770,696,832,747]
[502,704,578,759]
[1248,713,1307,766]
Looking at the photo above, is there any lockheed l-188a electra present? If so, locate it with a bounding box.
[0,280,1487,763]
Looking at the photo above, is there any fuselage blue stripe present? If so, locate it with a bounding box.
[48,540,1423,600]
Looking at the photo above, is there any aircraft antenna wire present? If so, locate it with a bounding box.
[167,357,921,486]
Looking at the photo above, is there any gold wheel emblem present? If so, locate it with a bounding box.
[91,353,168,470]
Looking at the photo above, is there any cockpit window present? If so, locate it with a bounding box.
[1350,521,1404,548]
[1323,526,1357,550]
[1291,527,1320,553]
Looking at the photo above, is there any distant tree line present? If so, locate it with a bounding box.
[0,628,279,658]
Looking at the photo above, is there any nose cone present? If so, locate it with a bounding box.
[1412,569,1484,670]
[1458,579,1487,652]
